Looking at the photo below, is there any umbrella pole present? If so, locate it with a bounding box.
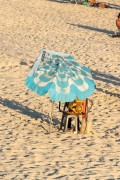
[49,101,54,133]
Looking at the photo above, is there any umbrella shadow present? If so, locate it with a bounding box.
[91,70,120,98]
[68,23,114,35]
[0,98,60,132]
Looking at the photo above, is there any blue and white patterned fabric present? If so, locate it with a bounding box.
[26,49,95,102]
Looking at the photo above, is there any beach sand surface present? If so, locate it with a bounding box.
[0,0,120,179]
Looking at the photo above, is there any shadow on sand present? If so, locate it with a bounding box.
[91,70,120,98]
[0,98,60,133]
[68,23,114,35]
[47,0,70,4]
[109,3,120,10]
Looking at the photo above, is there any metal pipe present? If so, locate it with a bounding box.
[49,101,54,133]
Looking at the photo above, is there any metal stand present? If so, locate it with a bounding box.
[49,101,54,133]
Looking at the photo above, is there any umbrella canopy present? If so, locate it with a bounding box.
[26,49,95,102]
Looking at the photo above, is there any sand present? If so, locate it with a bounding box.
[0,0,120,179]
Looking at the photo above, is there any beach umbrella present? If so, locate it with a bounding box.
[25,49,95,132]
